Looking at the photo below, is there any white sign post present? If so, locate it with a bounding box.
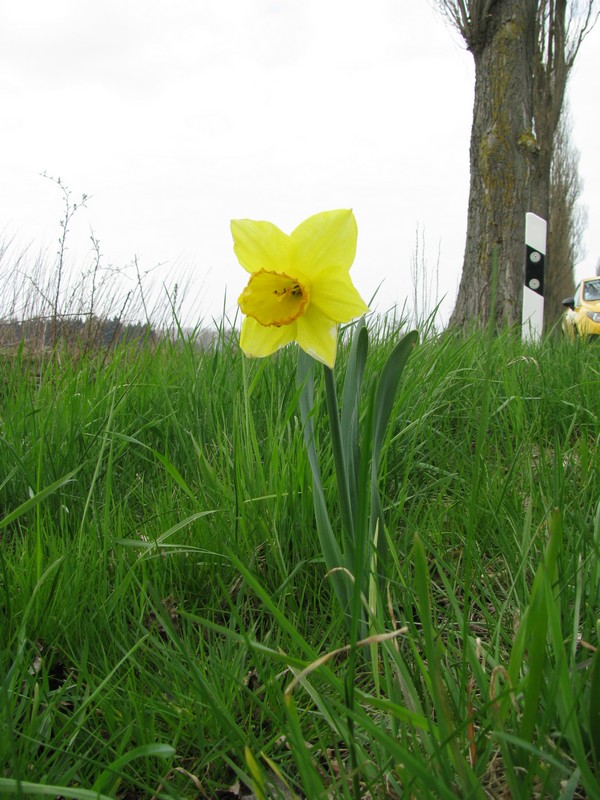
[522,212,547,341]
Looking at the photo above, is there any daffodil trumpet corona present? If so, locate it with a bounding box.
[233,209,368,368]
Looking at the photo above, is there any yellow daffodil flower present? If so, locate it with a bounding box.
[233,209,368,368]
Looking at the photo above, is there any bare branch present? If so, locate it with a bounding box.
[564,0,599,66]
[436,0,471,35]
[434,0,507,52]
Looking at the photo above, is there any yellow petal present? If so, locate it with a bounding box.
[295,305,338,368]
[239,316,296,359]
[231,219,292,274]
[311,268,369,323]
[291,209,357,279]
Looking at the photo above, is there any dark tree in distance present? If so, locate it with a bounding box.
[530,1,597,220]
[544,107,587,327]
[531,1,595,329]
[436,0,597,330]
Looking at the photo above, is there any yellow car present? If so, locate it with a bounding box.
[562,278,600,339]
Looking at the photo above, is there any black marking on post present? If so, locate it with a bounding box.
[525,245,545,296]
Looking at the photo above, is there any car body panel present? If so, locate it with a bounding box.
[562,278,600,339]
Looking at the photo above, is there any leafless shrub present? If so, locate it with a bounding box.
[410,224,441,331]
[0,177,197,359]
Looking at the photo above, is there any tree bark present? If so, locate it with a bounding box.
[449,0,537,329]
[529,0,574,328]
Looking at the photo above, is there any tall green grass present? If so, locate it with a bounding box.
[1,321,599,798]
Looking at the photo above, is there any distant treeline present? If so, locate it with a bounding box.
[0,314,231,352]
[0,315,155,349]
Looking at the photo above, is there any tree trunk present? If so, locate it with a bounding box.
[450,0,537,330]
[529,0,571,328]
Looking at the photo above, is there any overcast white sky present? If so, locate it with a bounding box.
[2,1,599,326]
